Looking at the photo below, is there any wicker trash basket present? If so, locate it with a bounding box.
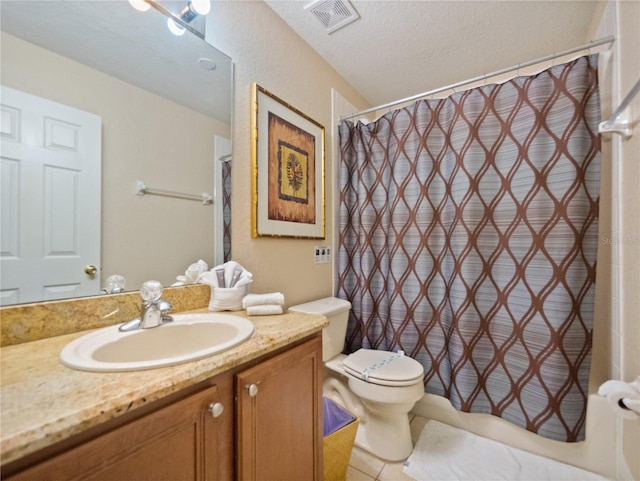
[323,397,359,481]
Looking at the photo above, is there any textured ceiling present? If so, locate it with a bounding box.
[264,0,602,108]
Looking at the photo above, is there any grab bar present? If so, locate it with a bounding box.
[135,180,213,205]
[599,78,640,139]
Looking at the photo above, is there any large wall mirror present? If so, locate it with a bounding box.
[0,1,232,306]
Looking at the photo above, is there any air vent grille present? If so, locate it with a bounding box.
[306,0,360,34]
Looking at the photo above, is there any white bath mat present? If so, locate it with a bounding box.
[403,420,608,481]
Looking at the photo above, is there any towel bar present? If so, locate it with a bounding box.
[135,180,213,205]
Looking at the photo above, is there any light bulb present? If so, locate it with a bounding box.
[190,0,211,16]
[167,17,186,36]
[128,0,151,12]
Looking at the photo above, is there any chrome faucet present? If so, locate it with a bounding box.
[119,280,173,332]
[140,297,173,328]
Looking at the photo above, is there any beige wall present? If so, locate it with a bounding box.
[1,32,230,290]
[204,1,368,307]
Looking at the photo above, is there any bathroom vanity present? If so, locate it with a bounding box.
[0,308,327,480]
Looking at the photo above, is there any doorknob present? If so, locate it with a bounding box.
[84,265,97,276]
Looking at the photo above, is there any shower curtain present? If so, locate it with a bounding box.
[337,55,601,442]
[222,160,232,262]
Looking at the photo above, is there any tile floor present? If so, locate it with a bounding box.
[345,414,428,481]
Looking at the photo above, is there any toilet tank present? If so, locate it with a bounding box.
[289,297,352,362]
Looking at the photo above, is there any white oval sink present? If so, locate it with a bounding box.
[60,313,254,372]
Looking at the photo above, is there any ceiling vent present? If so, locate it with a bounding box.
[306,0,360,34]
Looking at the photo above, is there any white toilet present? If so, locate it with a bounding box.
[289,297,425,461]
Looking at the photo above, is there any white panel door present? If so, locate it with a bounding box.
[0,86,101,305]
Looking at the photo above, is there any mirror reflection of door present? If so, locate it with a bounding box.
[0,86,101,305]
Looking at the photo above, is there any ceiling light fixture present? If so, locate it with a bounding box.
[167,0,211,36]
[167,17,186,36]
[128,0,211,37]
[128,0,151,12]
[179,0,211,22]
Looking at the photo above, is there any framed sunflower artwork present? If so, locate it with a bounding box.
[251,83,325,239]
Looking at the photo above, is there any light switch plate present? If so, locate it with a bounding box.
[314,246,331,264]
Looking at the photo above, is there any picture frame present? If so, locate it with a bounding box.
[251,83,325,239]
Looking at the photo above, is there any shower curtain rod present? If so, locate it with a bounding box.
[598,78,640,139]
[340,36,615,122]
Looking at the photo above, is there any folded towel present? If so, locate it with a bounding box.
[246,304,283,316]
[242,292,285,309]
[172,259,209,286]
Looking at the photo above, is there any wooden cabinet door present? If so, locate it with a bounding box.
[6,382,233,481]
[236,336,322,481]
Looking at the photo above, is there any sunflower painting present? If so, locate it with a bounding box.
[267,112,315,224]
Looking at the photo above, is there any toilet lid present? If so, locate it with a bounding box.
[343,349,424,387]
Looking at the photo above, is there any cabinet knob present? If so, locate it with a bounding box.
[245,384,259,397]
[208,402,224,418]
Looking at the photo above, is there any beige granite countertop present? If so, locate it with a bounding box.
[0,309,328,466]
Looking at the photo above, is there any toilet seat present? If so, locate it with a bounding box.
[343,349,424,387]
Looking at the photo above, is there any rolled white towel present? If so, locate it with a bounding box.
[242,292,285,309]
[246,304,283,316]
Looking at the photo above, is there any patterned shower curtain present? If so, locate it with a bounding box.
[222,160,232,263]
[337,55,601,442]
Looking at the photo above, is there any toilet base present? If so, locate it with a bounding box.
[323,371,422,462]
[354,408,414,461]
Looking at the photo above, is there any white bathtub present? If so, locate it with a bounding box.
[411,393,624,480]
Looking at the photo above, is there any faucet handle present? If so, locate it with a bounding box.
[140,280,163,303]
[156,299,173,314]
[156,299,173,324]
